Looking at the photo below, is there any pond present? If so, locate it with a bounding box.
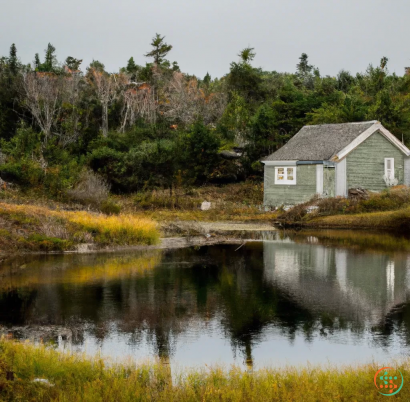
[1,230,410,369]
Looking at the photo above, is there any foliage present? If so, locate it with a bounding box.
[1,40,410,196]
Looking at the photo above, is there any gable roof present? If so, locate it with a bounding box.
[262,121,410,162]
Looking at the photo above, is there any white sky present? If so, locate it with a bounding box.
[1,0,409,78]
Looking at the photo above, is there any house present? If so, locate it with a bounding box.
[261,121,410,207]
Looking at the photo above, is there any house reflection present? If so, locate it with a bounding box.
[1,237,410,367]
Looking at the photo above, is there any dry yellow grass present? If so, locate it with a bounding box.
[306,206,410,229]
[1,338,409,401]
[0,202,160,249]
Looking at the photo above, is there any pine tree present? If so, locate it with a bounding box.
[44,43,56,72]
[126,57,137,74]
[65,56,82,71]
[296,53,312,76]
[238,47,256,64]
[9,43,18,75]
[34,53,41,70]
[144,33,172,65]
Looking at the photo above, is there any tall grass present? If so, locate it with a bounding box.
[0,203,159,249]
[62,211,159,245]
[1,338,409,401]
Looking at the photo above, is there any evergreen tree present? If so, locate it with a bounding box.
[126,57,138,74]
[43,43,56,72]
[65,56,82,71]
[34,53,41,70]
[9,43,18,75]
[238,47,256,64]
[144,33,172,65]
[296,53,313,76]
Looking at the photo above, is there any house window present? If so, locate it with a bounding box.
[275,166,296,185]
[384,158,394,180]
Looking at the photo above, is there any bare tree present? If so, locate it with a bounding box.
[58,71,85,147]
[21,71,63,145]
[119,82,157,132]
[162,72,226,125]
[88,68,123,137]
[21,70,86,150]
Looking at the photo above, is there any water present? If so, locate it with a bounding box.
[1,230,410,369]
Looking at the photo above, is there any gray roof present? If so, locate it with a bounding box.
[262,121,377,161]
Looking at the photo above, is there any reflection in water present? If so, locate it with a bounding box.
[1,232,410,368]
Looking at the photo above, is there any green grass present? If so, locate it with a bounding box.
[1,338,409,401]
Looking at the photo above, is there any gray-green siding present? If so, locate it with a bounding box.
[264,165,316,206]
[346,131,405,191]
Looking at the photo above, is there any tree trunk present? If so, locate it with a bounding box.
[102,103,109,137]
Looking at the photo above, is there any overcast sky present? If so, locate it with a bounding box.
[1,0,409,78]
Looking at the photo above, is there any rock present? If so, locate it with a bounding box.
[32,378,54,387]
[348,187,369,200]
[219,150,242,160]
[306,206,319,213]
[201,201,211,211]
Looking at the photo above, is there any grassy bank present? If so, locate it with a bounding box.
[0,203,159,256]
[278,186,410,231]
[0,339,408,401]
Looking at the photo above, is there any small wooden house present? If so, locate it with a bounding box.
[262,121,410,207]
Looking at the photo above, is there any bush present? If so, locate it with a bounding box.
[67,170,110,206]
[100,199,121,215]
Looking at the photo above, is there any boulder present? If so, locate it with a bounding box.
[201,201,211,211]
[348,187,369,200]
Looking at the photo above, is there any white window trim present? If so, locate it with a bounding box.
[384,158,395,179]
[274,166,297,185]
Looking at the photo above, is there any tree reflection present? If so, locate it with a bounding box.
[1,240,410,366]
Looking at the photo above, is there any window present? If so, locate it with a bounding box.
[384,158,394,180]
[275,166,296,185]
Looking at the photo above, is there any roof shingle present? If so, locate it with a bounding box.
[262,121,377,161]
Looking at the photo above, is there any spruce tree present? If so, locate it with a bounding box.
[44,43,56,72]
[9,43,18,75]
[34,53,41,70]
[144,33,172,65]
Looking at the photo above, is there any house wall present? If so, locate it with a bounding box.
[405,157,410,186]
[323,167,335,197]
[346,131,405,191]
[264,164,316,206]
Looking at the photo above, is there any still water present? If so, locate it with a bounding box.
[1,231,410,369]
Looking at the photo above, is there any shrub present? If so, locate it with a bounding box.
[67,170,110,206]
[100,199,121,215]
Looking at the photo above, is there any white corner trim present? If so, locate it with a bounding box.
[404,157,410,186]
[263,160,297,166]
[332,123,410,161]
[377,125,410,156]
[316,164,324,194]
[335,158,347,197]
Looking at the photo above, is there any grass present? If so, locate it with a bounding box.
[1,338,409,401]
[290,229,410,252]
[117,182,277,222]
[0,202,159,257]
[307,206,410,230]
[279,186,410,231]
